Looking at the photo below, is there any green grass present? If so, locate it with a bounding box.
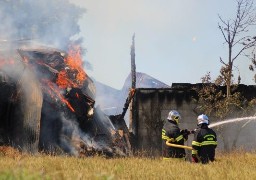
[0,151,256,180]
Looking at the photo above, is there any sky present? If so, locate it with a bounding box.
[69,0,256,90]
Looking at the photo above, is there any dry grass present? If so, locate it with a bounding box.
[0,147,256,180]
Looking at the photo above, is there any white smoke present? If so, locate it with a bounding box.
[0,0,127,156]
[0,0,85,50]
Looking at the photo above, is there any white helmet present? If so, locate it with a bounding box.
[197,114,209,125]
[167,110,181,124]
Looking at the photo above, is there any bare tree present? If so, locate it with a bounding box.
[195,0,256,151]
[218,0,256,97]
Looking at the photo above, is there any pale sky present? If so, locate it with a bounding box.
[69,0,256,89]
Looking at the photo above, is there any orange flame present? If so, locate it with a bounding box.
[56,44,87,89]
[42,79,75,112]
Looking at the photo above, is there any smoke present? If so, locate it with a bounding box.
[0,0,85,50]
[0,0,128,156]
[40,101,116,156]
[0,0,87,154]
[59,113,89,156]
[209,116,256,151]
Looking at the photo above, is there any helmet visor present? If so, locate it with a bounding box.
[173,116,180,121]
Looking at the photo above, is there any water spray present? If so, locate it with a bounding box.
[209,116,256,128]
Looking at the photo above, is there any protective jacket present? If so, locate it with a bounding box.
[162,120,186,158]
[192,124,217,164]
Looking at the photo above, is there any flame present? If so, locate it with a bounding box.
[42,79,75,112]
[16,45,88,113]
[56,44,87,89]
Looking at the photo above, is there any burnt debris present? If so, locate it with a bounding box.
[0,42,130,157]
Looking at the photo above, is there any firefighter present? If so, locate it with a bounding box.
[162,110,191,160]
[192,114,217,164]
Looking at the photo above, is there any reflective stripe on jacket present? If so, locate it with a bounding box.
[192,124,217,163]
[162,120,186,158]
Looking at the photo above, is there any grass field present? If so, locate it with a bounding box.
[0,147,256,180]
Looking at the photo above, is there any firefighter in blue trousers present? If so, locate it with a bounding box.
[192,114,217,164]
[162,110,192,160]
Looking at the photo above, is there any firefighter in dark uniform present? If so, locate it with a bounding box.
[162,110,190,160]
[192,114,217,164]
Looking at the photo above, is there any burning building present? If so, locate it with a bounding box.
[0,40,130,157]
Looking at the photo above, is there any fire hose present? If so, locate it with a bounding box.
[166,139,193,150]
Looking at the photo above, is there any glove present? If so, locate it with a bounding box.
[180,129,188,134]
[180,129,189,140]
[181,129,196,135]
[190,130,195,134]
